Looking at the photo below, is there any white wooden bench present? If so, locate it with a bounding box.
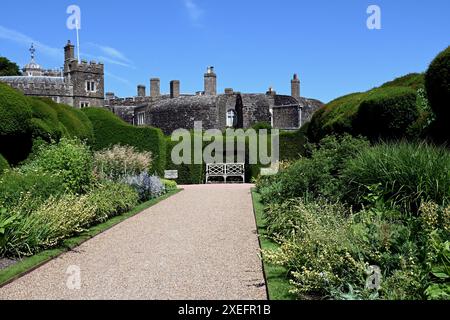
[205,163,245,184]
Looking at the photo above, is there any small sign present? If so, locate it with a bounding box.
[164,170,178,179]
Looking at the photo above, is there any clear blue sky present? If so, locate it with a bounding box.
[0,0,449,103]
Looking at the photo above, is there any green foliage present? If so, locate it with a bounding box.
[23,138,94,194]
[82,107,166,175]
[251,121,272,132]
[28,98,65,141]
[308,74,425,142]
[0,181,140,257]
[425,46,450,122]
[0,170,65,212]
[39,99,94,144]
[263,198,370,299]
[166,135,204,185]
[342,142,450,213]
[257,134,370,204]
[1,194,97,256]
[380,73,425,90]
[355,87,419,140]
[0,85,95,165]
[0,154,9,174]
[94,145,152,181]
[162,179,178,192]
[0,57,20,76]
[86,181,139,223]
[279,125,308,161]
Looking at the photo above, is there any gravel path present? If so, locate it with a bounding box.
[0,184,266,300]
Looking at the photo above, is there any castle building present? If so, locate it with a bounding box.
[1,42,322,134]
[107,68,323,135]
[0,41,104,108]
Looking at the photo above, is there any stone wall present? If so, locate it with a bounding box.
[273,105,300,129]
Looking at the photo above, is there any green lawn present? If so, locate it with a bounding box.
[0,189,181,287]
[251,189,296,300]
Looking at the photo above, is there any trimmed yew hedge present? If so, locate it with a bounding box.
[82,107,167,175]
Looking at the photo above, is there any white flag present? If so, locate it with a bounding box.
[66,5,81,30]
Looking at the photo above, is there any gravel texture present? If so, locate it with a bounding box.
[0,184,267,300]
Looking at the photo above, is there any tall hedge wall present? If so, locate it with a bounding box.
[308,73,423,142]
[82,107,167,175]
[0,84,95,165]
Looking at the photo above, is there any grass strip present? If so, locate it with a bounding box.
[251,188,296,300]
[0,189,182,287]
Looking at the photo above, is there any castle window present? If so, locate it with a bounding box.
[226,110,237,128]
[86,81,96,92]
[80,102,90,108]
[137,112,146,126]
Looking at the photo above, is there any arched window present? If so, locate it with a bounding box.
[226,109,237,128]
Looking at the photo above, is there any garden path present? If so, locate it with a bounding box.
[0,184,267,300]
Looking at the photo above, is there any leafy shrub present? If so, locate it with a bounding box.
[0,154,9,174]
[257,134,370,204]
[23,138,94,194]
[425,46,450,122]
[251,121,272,132]
[123,172,165,201]
[355,87,419,141]
[341,142,450,213]
[162,179,178,192]
[263,198,370,299]
[82,107,166,175]
[86,181,139,222]
[0,170,65,212]
[94,145,152,181]
[1,194,97,256]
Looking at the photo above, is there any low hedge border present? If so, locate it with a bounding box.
[0,189,182,288]
[251,189,296,300]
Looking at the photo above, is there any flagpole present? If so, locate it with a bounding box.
[76,19,81,63]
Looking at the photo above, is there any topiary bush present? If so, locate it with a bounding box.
[425,46,450,122]
[307,74,425,142]
[355,87,419,141]
[82,107,166,175]
[29,98,65,142]
[39,98,94,144]
[0,83,33,164]
[0,154,9,174]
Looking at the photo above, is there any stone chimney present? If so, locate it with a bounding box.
[137,85,146,97]
[150,78,160,98]
[224,88,234,95]
[291,73,300,100]
[204,66,217,96]
[170,80,180,99]
[64,40,75,62]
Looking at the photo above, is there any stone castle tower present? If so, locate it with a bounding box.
[0,41,105,108]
